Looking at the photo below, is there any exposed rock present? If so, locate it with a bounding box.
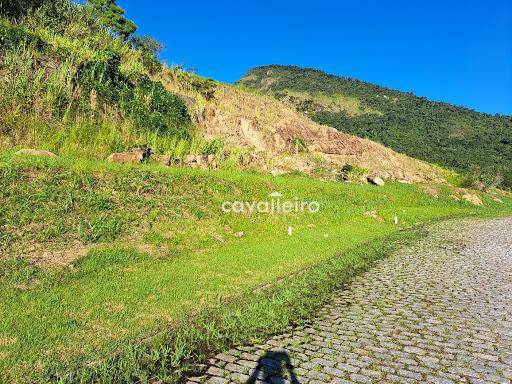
[473,181,486,191]
[234,231,244,238]
[423,186,439,199]
[462,193,483,206]
[163,73,447,183]
[491,196,503,203]
[158,155,171,166]
[207,154,217,168]
[107,148,152,164]
[15,149,57,157]
[367,176,385,186]
[184,154,216,168]
[176,93,196,108]
[271,168,287,176]
[196,154,208,166]
[185,154,197,166]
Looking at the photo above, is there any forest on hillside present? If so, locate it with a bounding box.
[239,65,512,189]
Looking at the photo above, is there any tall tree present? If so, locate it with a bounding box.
[87,0,136,40]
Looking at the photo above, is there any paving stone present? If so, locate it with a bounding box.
[188,218,512,384]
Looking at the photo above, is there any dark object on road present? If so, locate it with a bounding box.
[246,350,300,384]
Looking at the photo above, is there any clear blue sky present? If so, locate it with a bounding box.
[119,0,512,115]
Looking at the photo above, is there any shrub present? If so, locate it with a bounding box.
[74,50,190,137]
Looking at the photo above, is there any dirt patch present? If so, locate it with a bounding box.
[26,241,91,269]
[462,193,484,206]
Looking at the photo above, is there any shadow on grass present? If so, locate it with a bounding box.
[246,350,300,384]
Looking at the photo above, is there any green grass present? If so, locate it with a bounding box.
[0,152,511,383]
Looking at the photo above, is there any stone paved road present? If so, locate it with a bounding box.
[188,218,512,384]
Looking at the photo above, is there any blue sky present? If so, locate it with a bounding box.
[119,0,512,115]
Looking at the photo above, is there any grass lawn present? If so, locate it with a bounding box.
[0,153,511,383]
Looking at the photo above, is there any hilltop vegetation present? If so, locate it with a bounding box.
[239,65,512,189]
[0,0,224,160]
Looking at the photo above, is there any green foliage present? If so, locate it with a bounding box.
[240,65,512,187]
[0,20,46,50]
[74,247,149,275]
[0,256,41,287]
[131,35,164,74]
[75,50,190,137]
[0,153,511,382]
[87,0,136,40]
[77,214,128,243]
[502,170,512,190]
[293,136,308,153]
[0,0,45,19]
[341,163,354,173]
[0,1,193,158]
[338,163,367,182]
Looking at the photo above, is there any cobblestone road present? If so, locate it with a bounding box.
[189,218,512,384]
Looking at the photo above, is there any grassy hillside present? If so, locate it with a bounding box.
[239,65,512,188]
[0,1,231,161]
[1,151,511,383]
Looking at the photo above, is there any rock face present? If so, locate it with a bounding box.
[16,149,57,157]
[162,74,447,183]
[423,186,439,198]
[184,154,217,168]
[107,148,151,164]
[367,176,385,186]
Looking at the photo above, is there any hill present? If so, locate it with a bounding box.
[159,69,447,182]
[0,2,451,183]
[238,65,512,188]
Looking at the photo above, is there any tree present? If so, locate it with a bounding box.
[0,0,45,19]
[131,35,164,56]
[131,35,164,73]
[87,0,136,40]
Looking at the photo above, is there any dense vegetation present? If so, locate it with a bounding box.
[239,65,512,189]
[0,0,200,159]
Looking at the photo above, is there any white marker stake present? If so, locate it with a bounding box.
[394,216,399,225]
[288,226,293,236]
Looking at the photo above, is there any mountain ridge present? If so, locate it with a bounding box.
[241,64,510,117]
[238,65,512,188]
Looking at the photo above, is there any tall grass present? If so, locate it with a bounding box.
[0,1,219,160]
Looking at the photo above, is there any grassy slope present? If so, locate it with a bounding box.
[0,7,228,162]
[238,65,512,186]
[1,152,511,382]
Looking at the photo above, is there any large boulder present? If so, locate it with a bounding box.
[367,176,385,186]
[15,149,57,157]
[184,154,212,168]
[207,154,217,168]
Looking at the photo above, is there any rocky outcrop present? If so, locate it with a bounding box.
[107,148,152,164]
[16,149,57,157]
[161,72,447,183]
